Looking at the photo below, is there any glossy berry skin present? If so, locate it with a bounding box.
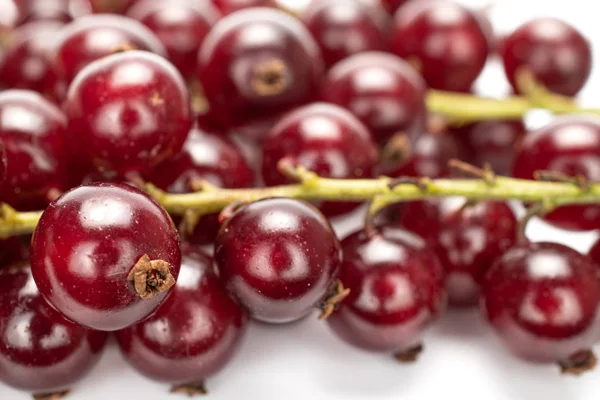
[116,247,247,387]
[302,0,389,69]
[321,52,426,144]
[30,182,181,331]
[401,199,517,307]
[0,21,63,95]
[378,131,467,179]
[450,120,526,176]
[327,227,446,352]
[590,239,600,267]
[148,128,254,245]
[512,116,600,231]
[198,8,324,132]
[261,103,378,217]
[390,0,489,92]
[64,51,192,176]
[51,14,166,85]
[481,242,600,364]
[0,265,108,395]
[0,90,68,211]
[214,198,342,323]
[502,18,591,97]
[211,0,275,15]
[127,0,221,80]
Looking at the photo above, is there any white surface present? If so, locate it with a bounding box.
[3,0,600,399]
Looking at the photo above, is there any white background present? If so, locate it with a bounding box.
[3,0,600,399]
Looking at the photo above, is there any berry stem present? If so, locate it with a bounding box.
[426,87,600,124]
[3,166,600,238]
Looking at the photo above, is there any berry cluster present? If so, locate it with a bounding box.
[0,0,599,398]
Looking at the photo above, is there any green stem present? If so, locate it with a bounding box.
[2,173,600,239]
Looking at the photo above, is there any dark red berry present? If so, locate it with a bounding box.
[321,52,426,144]
[0,90,68,211]
[148,127,254,245]
[197,8,324,134]
[211,0,275,15]
[30,182,181,331]
[378,131,467,179]
[0,21,64,95]
[64,50,192,177]
[390,0,489,92]
[450,120,526,176]
[512,116,600,231]
[51,14,166,85]
[0,265,108,396]
[401,199,518,307]
[214,198,342,323]
[116,246,247,392]
[481,242,600,368]
[375,129,468,227]
[302,0,389,69]
[261,103,378,217]
[327,226,446,354]
[127,0,221,80]
[590,239,600,267]
[502,18,591,97]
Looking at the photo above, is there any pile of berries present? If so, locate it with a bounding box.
[0,0,599,398]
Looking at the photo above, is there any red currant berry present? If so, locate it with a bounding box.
[327,226,445,356]
[0,265,108,397]
[127,0,221,80]
[52,14,166,85]
[378,131,467,179]
[450,120,526,176]
[197,8,324,132]
[0,21,64,95]
[302,0,389,69]
[481,242,600,371]
[116,246,247,394]
[211,0,275,15]
[30,182,182,331]
[375,129,468,227]
[214,198,342,323]
[0,90,68,210]
[589,239,600,267]
[502,18,591,97]
[512,116,600,231]
[321,52,426,144]
[401,199,518,307]
[148,127,254,245]
[64,51,192,177]
[261,103,378,217]
[390,0,489,92]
